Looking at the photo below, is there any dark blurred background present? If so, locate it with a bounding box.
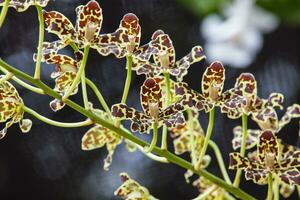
[0,0,300,199]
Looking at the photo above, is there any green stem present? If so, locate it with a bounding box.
[62,45,90,101]
[115,55,132,127]
[233,114,248,187]
[85,78,111,116]
[187,109,196,164]
[0,0,10,28]
[273,176,279,200]
[161,72,172,150]
[23,106,92,127]
[34,5,44,80]
[163,72,171,104]
[267,173,273,200]
[0,59,256,200]
[0,67,44,94]
[196,107,215,170]
[81,71,89,109]
[297,186,300,199]
[144,122,158,153]
[209,140,232,184]
[121,55,132,104]
[0,71,13,83]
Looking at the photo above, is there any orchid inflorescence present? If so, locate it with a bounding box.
[1,1,300,199]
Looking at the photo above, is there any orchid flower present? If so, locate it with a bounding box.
[81,106,122,170]
[114,173,158,200]
[35,44,83,111]
[232,104,300,150]
[229,130,300,185]
[111,77,185,133]
[133,30,205,81]
[0,0,51,12]
[201,0,278,68]
[43,0,103,50]
[222,73,284,123]
[95,13,151,61]
[173,61,247,113]
[0,77,32,138]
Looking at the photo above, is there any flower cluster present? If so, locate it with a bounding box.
[1,0,300,199]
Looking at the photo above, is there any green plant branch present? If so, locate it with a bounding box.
[23,106,93,127]
[0,0,10,28]
[144,122,158,153]
[0,58,255,200]
[34,5,44,80]
[233,113,248,187]
[0,67,44,94]
[209,140,232,185]
[196,107,215,170]
[273,176,279,200]
[161,72,172,150]
[62,45,90,101]
[81,70,89,109]
[0,71,13,83]
[121,55,132,104]
[115,55,133,128]
[187,109,196,164]
[85,78,111,117]
[267,173,273,200]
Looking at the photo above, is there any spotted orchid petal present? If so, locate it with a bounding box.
[232,126,261,150]
[229,152,252,170]
[133,58,157,77]
[245,168,269,185]
[111,103,152,133]
[81,124,122,170]
[280,146,300,169]
[162,112,185,130]
[43,10,77,42]
[114,173,158,200]
[0,77,31,138]
[219,93,247,119]
[174,46,205,81]
[94,13,142,58]
[0,0,51,12]
[150,30,175,71]
[251,107,278,130]
[140,78,163,117]
[75,0,102,47]
[257,130,279,165]
[278,168,300,185]
[201,61,225,102]
[174,82,211,112]
[278,104,300,131]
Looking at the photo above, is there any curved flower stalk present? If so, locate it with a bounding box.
[232,104,300,150]
[111,77,185,133]
[0,77,32,138]
[0,0,50,12]
[174,61,247,113]
[114,173,158,200]
[133,30,205,81]
[229,130,300,186]
[35,48,83,111]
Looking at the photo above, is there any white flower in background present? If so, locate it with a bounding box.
[201,0,279,68]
